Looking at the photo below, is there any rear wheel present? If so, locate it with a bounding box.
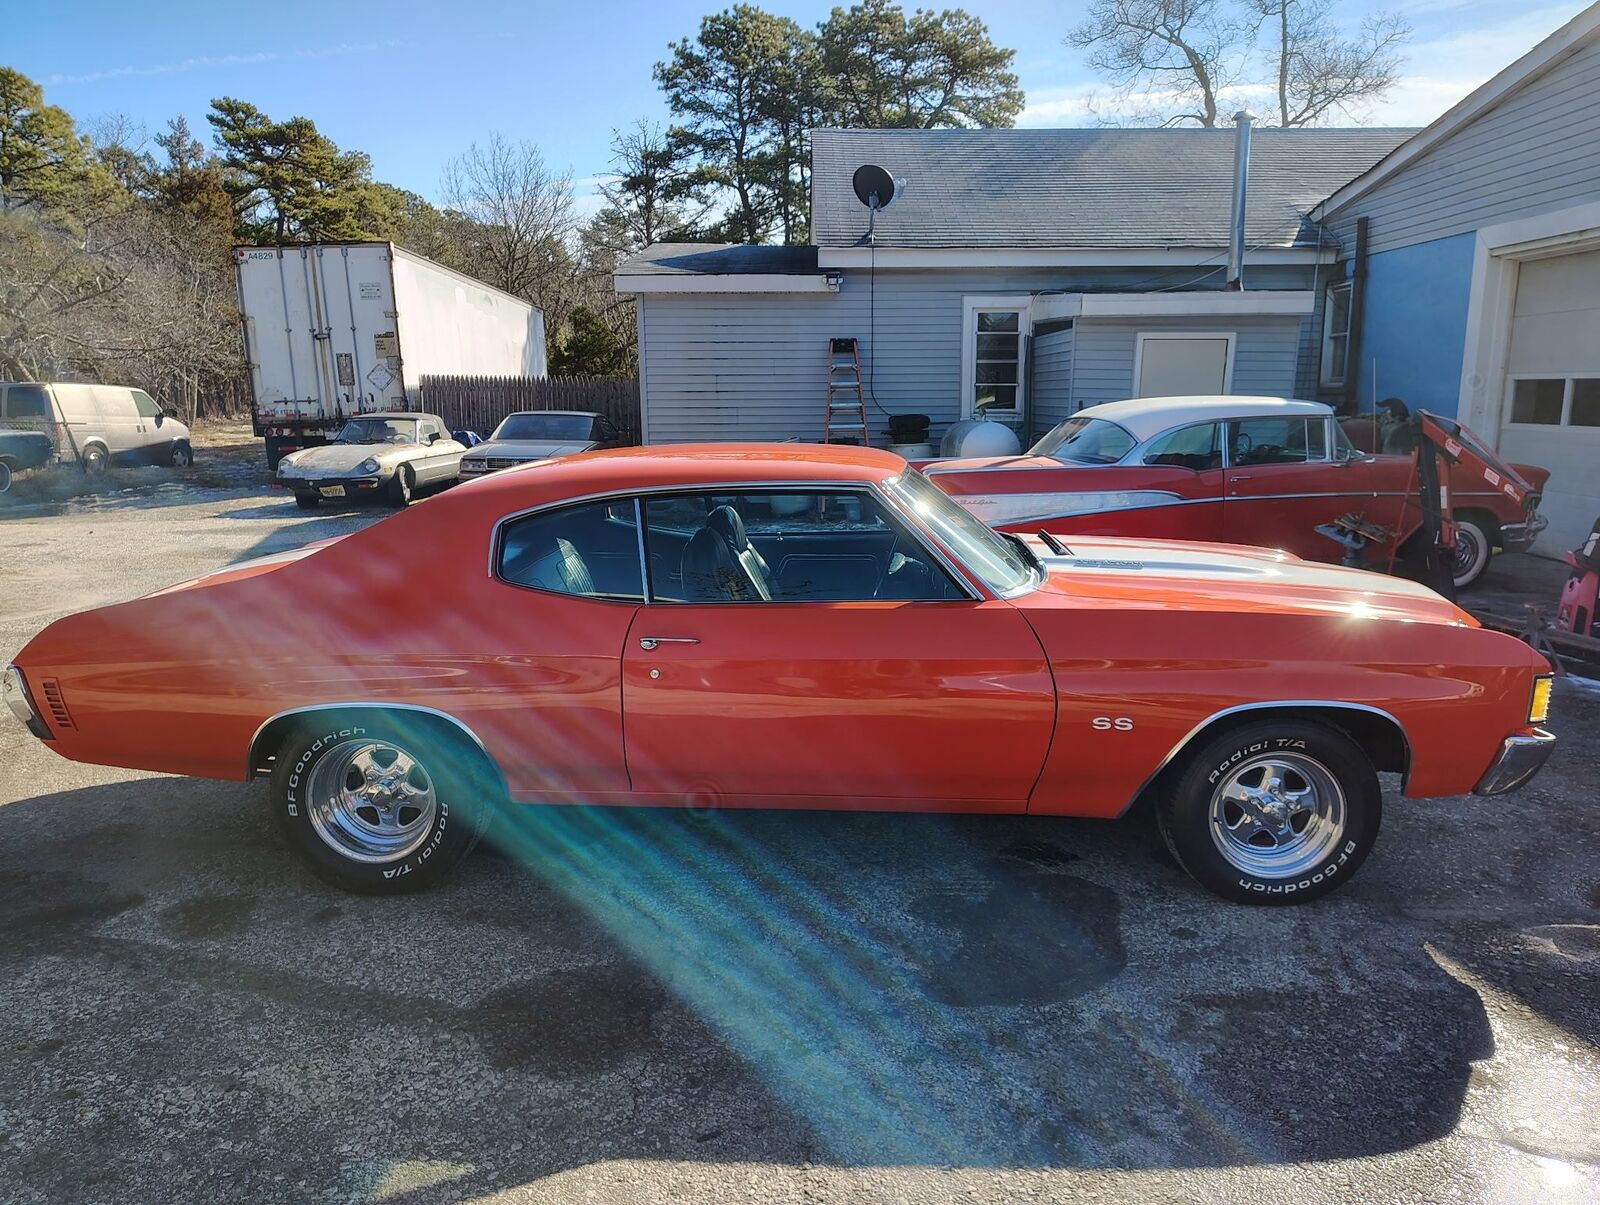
[81,444,109,476]
[294,492,320,510]
[1157,720,1382,904]
[1452,514,1495,590]
[0,461,12,493]
[269,717,492,893]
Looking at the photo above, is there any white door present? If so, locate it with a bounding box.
[1134,332,1235,398]
[1497,248,1600,554]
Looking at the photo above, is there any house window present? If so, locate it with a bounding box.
[962,297,1030,433]
[975,311,1021,416]
[1320,281,1352,388]
[1133,332,1234,398]
[1508,375,1600,427]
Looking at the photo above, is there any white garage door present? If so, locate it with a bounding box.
[1498,247,1600,555]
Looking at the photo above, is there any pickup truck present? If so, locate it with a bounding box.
[0,430,54,493]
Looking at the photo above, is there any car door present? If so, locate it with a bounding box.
[89,386,145,461]
[413,418,464,484]
[129,390,172,463]
[1222,416,1363,560]
[619,486,1056,808]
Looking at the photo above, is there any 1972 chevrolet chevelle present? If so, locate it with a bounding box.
[4,444,1555,902]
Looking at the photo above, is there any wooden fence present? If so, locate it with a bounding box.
[420,375,641,444]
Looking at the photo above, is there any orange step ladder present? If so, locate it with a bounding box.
[824,337,871,444]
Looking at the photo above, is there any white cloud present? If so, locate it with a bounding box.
[44,41,400,87]
[1018,1,1587,130]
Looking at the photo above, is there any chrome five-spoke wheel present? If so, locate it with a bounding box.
[306,739,438,864]
[1208,753,1347,879]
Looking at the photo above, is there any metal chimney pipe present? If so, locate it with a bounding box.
[1226,110,1255,291]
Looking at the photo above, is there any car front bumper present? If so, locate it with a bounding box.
[1474,728,1555,795]
[278,474,388,498]
[1500,513,1549,553]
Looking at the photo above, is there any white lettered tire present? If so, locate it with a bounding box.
[1157,720,1382,904]
[270,714,493,893]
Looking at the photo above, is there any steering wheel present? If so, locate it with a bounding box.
[1231,431,1254,461]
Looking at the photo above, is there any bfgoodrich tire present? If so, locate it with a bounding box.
[270,715,493,894]
[1157,720,1382,905]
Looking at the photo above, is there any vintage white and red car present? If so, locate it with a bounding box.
[5,444,1555,905]
[923,397,1550,588]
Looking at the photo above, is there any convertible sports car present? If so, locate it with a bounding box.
[924,397,1550,589]
[5,445,1554,902]
[277,412,466,509]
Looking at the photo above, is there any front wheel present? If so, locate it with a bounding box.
[0,461,12,493]
[1157,720,1382,904]
[1452,516,1494,590]
[169,440,194,469]
[388,466,414,508]
[269,718,491,893]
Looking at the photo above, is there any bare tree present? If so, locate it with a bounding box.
[1068,0,1246,127]
[442,133,577,325]
[1068,0,1409,127]
[595,119,708,252]
[1256,0,1409,126]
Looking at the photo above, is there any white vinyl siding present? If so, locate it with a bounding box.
[635,268,1315,445]
[1323,38,1600,257]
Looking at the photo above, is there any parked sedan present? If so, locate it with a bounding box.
[459,410,623,478]
[6,444,1554,903]
[925,397,1550,588]
[277,413,465,509]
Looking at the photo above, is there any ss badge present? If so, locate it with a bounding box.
[1092,716,1134,731]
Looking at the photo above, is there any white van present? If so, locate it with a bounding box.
[0,382,193,473]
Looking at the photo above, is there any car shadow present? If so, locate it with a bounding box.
[0,773,1509,1199]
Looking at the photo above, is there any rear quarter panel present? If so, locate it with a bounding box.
[15,493,634,794]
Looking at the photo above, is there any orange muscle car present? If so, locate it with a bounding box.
[4,444,1556,902]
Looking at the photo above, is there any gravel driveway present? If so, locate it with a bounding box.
[2,479,1597,1204]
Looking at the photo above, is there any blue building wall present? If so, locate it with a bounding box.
[1351,231,1476,416]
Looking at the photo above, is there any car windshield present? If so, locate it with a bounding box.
[883,469,1038,596]
[493,413,595,441]
[1029,416,1137,464]
[336,418,416,445]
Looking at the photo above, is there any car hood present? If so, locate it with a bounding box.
[282,443,418,474]
[470,438,599,459]
[1018,534,1473,627]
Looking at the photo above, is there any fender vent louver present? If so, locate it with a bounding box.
[40,679,74,730]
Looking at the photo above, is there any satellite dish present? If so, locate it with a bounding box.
[852,164,898,211]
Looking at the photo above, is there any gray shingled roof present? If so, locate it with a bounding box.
[615,243,819,276]
[811,127,1416,249]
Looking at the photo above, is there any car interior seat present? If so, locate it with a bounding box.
[681,505,774,601]
[516,537,596,595]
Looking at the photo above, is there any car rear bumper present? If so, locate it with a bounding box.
[1500,513,1548,553]
[1474,728,1555,795]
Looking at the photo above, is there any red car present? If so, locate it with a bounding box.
[5,444,1554,903]
[923,397,1550,589]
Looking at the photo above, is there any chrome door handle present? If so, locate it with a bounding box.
[639,636,700,650]
[1229,474,1253,482]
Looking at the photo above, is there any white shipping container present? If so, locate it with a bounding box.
[233,242,546,464]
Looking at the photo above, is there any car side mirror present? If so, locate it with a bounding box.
[427,432,440,444]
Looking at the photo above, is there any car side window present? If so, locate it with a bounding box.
[497,499,645,601]
[1142,422,1222,471]
[130,390,163,419]
[1230,418,1326,466]
[4,384,51,419]
[419,419,442,443]
[642,489,962,604]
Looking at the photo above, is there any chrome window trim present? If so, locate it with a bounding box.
[247,702,497,779]
[487,479,987,604]
[1223,415,1336,467]
[1118,699,1411,816]
[1130,418,1228,469]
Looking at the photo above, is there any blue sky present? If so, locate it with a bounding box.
[7,0,1589,217]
